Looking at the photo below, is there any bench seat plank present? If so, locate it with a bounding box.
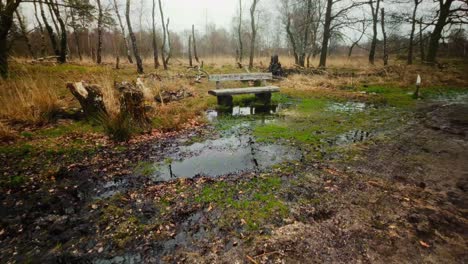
[208,86,279,96]
[209,73,272,82]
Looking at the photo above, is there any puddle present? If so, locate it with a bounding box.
[151,104,301,181]
[151,133,301,181]
[327,102,372,112]
[324,130,372,146]
[93,178,128,199]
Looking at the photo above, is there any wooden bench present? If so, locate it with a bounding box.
[208,73,280,106]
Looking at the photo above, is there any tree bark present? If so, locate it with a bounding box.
[126,0,144,74]
[158,0,168,69]
[67,82,107,119]
[319,0,332,68]
[426,0,453,64]
[96,0,103,64]
[192,24,199,63]
[419,17,425,62]
[152,0,160,68]
[70,8,82,61]
[407,0,420,65]
[117,82,151,131]
[47,0,67,63]
[113,0,133,64]
[39,0,60,58]
[381,8,388,66]
[15,9,35,59]
[0,0,21,79]
[238,0,243,62]
[188,35,193,67]
[33,0,47,58]
[286,15,299,65]
[164,18,171,66]
[249,0,259,70]
[368,0,381,65]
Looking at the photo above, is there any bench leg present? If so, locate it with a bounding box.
[255,93,272,105]
[217,95,233,106]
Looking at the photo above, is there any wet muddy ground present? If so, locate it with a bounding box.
[1,92,467,263]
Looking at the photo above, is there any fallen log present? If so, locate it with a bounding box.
[67,82,107,119]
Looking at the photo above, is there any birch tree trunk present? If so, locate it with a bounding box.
[96,0,103,64]
[126,0,144,74]
[152,0,160,68]
[249,0,259,70]
[113,0,133,64]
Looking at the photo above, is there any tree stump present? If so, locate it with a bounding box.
[268,55,284,77]
[67,82,107,119]
[116,82,151,131]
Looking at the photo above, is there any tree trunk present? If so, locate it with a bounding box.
[117,82,151,131]
[407,0,419,65]
[152,0,160,68]
[0,0,21,78]
[319,0,332,68]
[47,0,67,63]
[126,0,144,74]
[249,0,259,70]
[299,0,312,67]
[238,0,243,62]
[368,0,381,65]
[158,0,168,70]
[39,0,60,58]
[426,0,453,64]
[67,82,107,119]
[286,16,299,65]
[15,9,35,59]
[188,35,193,67]
[113,0,133,64]
[165,18,171,66]
[381,8,388,66]
[33,0,47,58]
[192,24,199,63]
[419,17,425,62]
[96,0,103,64]
[69,9,82,61]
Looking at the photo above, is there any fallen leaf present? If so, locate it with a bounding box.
[419,240,430,248]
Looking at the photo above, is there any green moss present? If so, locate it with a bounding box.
[195,176,287,231]
[0,175,26,188]
[134,161,157,176]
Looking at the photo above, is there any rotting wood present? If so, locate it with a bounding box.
[67,82,107,119]
[116,82,151,130]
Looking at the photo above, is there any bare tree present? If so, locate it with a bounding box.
[158,0,168,69]
[113,0,133,63]
[96,0,103,64]
[15,8,35,58]
[188,35,192,66]
[348,20,367,58]
[126,0,143,73]
[249,0,260,70]
[165,17,171,65]
[47,0,67,63]
[381,7,388,65]
[426,0,467,64]
[407,0,422,64]
[39,0,60,58]
[33,0,47,57]
[368,0,381,65]
[238,0,243,62]
[419,17,425,61]
[192,24,199,63]
[152,0,160,68]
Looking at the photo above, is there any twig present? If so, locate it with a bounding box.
[246,255,258,264]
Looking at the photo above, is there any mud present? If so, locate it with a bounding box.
[1,97,467,263]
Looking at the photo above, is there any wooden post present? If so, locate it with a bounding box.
[216,81,221,89]
[414,74,421,98]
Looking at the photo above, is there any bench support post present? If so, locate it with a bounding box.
[255,93,272,105]
[217,95,233,106]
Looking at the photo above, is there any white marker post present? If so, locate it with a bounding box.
[414,74,421,98]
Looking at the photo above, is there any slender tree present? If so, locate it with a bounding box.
[192,24,199,63]
[39,0,59,58]
[158,0,168,69]
[319,0,332,67]
[407,0,422,64]
[15,9,35,58]
[126,0,143,73]
[381,8,388,66]
[96,0,103,64]
[237,0,243,62]
[33,0,47,57]
[368,0,381,65]
[113,0,133,63]
[188,35,192,66]
[152,0,160,68]
[249,0,259,70]
[419,17,425,61]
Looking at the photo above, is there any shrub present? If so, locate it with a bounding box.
[96,112,135,142]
